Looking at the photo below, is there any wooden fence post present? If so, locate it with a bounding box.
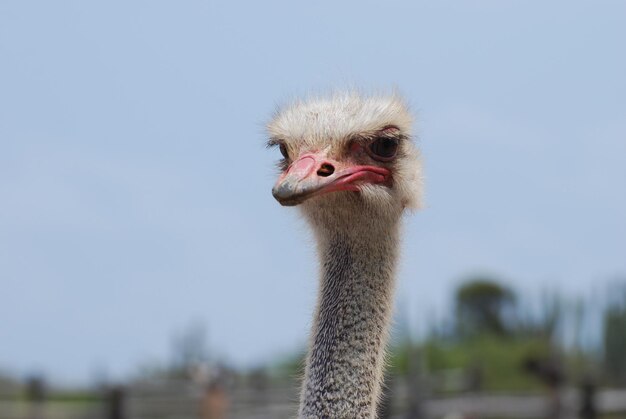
[107,385,126,419]
[26,376,46,419]
[579,376,597,419]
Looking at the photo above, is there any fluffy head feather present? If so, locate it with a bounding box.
[268,91,423,231]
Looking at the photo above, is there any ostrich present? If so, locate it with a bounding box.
[268,92,422,418]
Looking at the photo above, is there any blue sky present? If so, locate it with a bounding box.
[1,1,625,384]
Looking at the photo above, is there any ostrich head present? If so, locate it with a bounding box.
[268,92,422,233]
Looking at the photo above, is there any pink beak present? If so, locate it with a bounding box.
[272,152,390,206]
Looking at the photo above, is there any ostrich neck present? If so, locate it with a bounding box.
[299,219,401,419]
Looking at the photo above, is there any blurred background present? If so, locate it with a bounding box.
[1,1,625,418]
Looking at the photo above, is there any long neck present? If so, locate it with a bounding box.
[299,220,401,419]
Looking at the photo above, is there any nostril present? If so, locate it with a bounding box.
[317,163,335,177]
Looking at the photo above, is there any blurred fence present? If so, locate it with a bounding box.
[2,379,626,419]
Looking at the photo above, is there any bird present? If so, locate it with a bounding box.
[268,91,422,418]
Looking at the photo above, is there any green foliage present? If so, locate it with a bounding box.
[46,391,102,403]
[390,335,552,392]
[270,350,306,378]
[455,278,516,337]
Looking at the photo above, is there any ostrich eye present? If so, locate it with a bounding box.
[279,143,289,159]
[368,137,399,160]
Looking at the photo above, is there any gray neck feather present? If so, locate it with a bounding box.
[298,221,400,419]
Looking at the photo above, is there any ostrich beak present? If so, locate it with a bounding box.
[272,153,390,206]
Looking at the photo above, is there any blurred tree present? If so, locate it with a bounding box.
[170,321,210,379]
[455,278,515,337]
[603,292,626,384]
[536,292,563,341]
[514,290,569,347]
